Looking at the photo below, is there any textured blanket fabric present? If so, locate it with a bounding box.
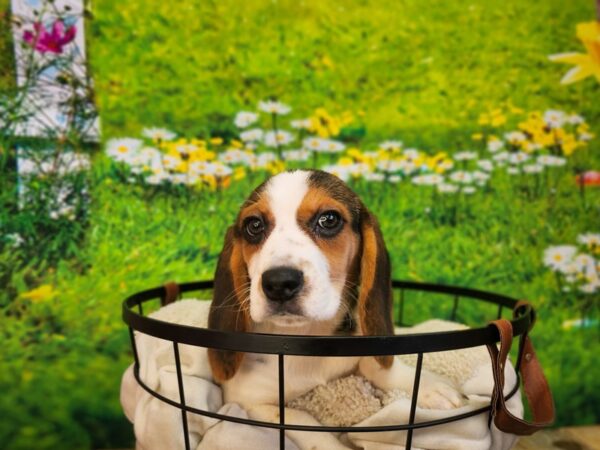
[120,300,523,450]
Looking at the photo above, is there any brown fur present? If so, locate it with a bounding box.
[207,227,250,382]
[208,170,394,382]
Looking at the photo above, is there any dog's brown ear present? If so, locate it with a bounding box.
[207,226,250,382]
[357,207,394,368]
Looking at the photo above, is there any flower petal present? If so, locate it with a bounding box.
[560,65,594,84]
[548,52,589,65]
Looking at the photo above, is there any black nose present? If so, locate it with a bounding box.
[261,267,304,302]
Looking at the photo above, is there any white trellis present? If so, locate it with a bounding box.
[10,0,99,140]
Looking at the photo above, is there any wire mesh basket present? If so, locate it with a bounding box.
[123,279,551,450]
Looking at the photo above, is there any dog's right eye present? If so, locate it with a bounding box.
[244,217,265,242]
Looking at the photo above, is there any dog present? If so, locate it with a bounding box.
[207,169,463,413]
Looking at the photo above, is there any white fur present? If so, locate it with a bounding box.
[247,171,344,328]
[224,171,464,412]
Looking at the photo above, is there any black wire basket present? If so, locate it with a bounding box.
[123,279,539,450]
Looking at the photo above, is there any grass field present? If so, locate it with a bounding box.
[1,0,599,449]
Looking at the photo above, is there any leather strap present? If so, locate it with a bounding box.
[486,302,555,435]
[161,281,180,306]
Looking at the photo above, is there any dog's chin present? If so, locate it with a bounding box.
[266,313,310,328]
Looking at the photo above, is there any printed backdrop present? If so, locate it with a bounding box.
[0,0,599,449]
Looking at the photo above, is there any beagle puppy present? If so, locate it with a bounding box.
[208,169,463,413]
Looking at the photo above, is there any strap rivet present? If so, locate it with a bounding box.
[525,353,532,362]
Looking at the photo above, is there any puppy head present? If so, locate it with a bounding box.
[208,169,393,382]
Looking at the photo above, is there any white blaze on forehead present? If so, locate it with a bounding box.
[247,171,344,326]
[266,171,310,225]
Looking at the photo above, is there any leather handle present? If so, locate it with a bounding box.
[486,302,555,435]
[161,281,180,306]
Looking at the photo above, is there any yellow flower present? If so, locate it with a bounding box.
[338,157,354,166]
[266,160,286,175]
[471,133,483,141]
[233,167,246,180]
[347,148,363,160]
[549,21,600,84]
[20,284,56,302]
[560,133,579,156]
[203,174,217,191]
[308,108,351,138]
[230,139,243,149]
[210,137,223,146]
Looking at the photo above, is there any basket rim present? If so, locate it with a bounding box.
[122,279,534,356]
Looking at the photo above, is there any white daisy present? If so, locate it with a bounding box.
[219,149,246,164]
[106,138,143,163]
[504,131,527,145]
[365,172,385,182]
[282,149,311,161]
[577,233,600,248]
[437,183,459,194]
[567,114,585,125]
[302,137,345,153]
[537,155,566,167]
[454,151,478,161]
[264,130,294,147]
[256,152,277,167]
[508,151,530,165]
[462,186,476,194]
[492,151,509,162]
[506,167,520,175]
[145,169,169,185]
[543,110,566,129]
[472,171,490,183]
[579,280,599,294]
[142,127,176,141]
[578,132,593,142]
[403,149,421,160]
[388,175,402,184]
[412,174,444,186]
[258,100,291,115]
[379,140,403,150]
[449,171,473,184]
[290,119,312,130]
[477,159,494,172]
[322,164,351,182]
[55,153,91,174]
[377,160,400,172]
[321,139,346,153]
[234,111,259,128]
[487,139,504,153]
[214,163,233,177]
[348,163,372,177]
[240,128,264,143]
[162,154,180,170]
[523,164,544,174]
[574,253,596,276]
[438,160,455,172]
[543,245,577,271]
[189,161,211,175]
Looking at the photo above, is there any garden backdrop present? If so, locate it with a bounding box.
[1,0,599,449]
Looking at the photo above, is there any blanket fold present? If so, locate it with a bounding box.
[121,299,523,450]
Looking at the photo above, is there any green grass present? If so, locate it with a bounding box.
[1,0,600,449]
[88,0,599,144]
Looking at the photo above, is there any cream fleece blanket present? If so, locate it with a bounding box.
[121,300,523,450]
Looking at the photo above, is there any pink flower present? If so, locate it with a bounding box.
[575,170,600,187]
[23,21,76,54]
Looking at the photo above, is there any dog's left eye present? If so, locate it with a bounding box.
[315,211,343,237]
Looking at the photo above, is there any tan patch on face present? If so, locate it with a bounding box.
[297,187,360,290]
